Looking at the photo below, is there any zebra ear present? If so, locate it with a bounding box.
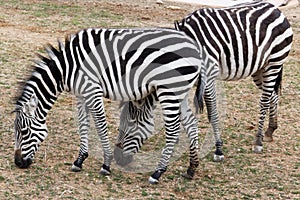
[11,106,22,114]
[24,94,38,116]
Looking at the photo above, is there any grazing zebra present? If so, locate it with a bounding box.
[114,91,201,177]
[173,1,293,160]
[13,27,206,184]
[114,93,158,167]
[114,48,211,169]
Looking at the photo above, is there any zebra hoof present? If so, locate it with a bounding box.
[263,135,273,142]
[253,145,263,153]
[182,172,193,179]
[99,167,111,176]
[148,176,159,184]
[213,154,225,162]
[71,164,82,172]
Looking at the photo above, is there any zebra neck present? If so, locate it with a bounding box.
[17,86,57,120]
[17,60,64,119]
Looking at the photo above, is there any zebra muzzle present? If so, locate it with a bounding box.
[113,143,133,167]
[14,149,32,168]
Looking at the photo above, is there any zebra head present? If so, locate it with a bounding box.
[14,93,48,168]
[174,11,193,32]
[114,94,156,166]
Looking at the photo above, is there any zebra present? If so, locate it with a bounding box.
[114,90,201,176]
[114,48,212,168]
[173,1,293,160]
[114,93,158,167]
[13,27,206,184]
[115,1,293,164]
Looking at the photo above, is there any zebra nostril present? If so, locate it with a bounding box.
[14,155,23,168]
[14,149,22,166]
[15,157,32,169]
[14,149,32,168]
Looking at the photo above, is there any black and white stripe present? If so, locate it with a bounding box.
[174,1,293,159]
[14,28,206,183]
[115,92,200,180]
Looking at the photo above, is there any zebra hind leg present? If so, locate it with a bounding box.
[204,83,224,162]
[253,95,270,153]
[252,66,282,153]
[180,97,199,179]
[148,103,181,184]
[264,92,278,142]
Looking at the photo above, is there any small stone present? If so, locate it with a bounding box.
[156,0,164,5]
[167,5,181,10]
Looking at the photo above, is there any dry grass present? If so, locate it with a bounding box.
[0,0,299,199]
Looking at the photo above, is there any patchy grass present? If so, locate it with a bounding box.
[0,0,299,199]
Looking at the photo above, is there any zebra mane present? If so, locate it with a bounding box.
[14,37,72,106]
[13,61,37,105]
[37,35,72,68]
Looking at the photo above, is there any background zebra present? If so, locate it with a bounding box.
[174,1,293,160]
[114,47,212,168]
[114,90,202,178]
[13,27,206,184]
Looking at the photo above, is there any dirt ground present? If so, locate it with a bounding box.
[0,0,299,199]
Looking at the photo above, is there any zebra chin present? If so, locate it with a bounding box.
[113,144,133,167]
[14,149,33,169]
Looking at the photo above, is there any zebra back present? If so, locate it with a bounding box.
[175,1,293,81]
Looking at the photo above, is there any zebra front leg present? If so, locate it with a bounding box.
[72,97,90,172]
[89,97,113,175]
[204,82,224,162]
[180,97,199,179]
[264,92,278,142]
[149,106,181,184]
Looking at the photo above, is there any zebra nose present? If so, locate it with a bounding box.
[14,149,23,167]
[14,149,32,168]
[113,144,133,167]
[15,157,23,168]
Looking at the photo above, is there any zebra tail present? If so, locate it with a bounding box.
[274,68,283,95]
[194,67,207,114]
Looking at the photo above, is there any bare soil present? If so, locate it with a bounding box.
[0,0,299,199]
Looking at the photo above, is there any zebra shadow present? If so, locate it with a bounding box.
[74,82,225,173]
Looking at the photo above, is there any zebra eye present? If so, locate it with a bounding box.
[20,127,28,135]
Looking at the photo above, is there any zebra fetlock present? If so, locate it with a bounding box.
[213,140,224,162]
[264,126,277,142]
[100,164,111,176]
[253,132,264,154]
[71,152,89,172]
[149,169,166,184]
